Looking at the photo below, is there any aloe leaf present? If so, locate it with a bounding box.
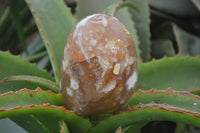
[173,24,200,56]
[115,126,122,133]
[129,88,200,110]
[103,1,139,16]
[128,89,200,132]
[25,51,48,62]
[7,0,27,53]
[34,114,70,133]
[128,0,151,62]
[90,88,200,133]
[190,90,200,96]
[26,0,76,83]
[115,6,142,63]
[151,39,175,59]
[175,123,200,133]
[0,6,34,52]
[0,8,11,34]
[21,36,45,59]
[89,103,200,133]
[192,0,200,11]
[59,120,69,133]
[0,87,62,110]
[151,22,175,40]
[0,87,62,132]
[0,8,11,50]
[0,105,92,133]
[0,118,27,133]
[11,115,48,133]
[0,75,59,93]
[102,0,142,63]
[124,123,147,133]
[37,55,50,70]
[149,0,200,17]
[137,56,200,91]
[76,0,119,20]
[0,51,54,93]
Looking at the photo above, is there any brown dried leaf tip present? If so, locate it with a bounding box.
[61,14,137,115]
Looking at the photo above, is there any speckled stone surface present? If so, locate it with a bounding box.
[61,14,137,115]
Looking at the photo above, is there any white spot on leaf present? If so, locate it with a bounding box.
[193,102,197,106]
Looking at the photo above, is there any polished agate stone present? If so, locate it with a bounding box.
[61,14,137,115]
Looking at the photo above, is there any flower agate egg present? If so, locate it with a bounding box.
[61,14,137,115]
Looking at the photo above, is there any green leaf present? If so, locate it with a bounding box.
[192,0,200,11]
[0,75,60,93]
[124,123,147,133]
[37,55,50,70]
[21,36,45,59]
[59,120,69,133]
[149,0,200,17]
[128,89,200,132]
[137,56,200,91]
[115,7,142,63]
[0,118,27,133]
[89,103,200,133]
[0,51,54,93]
[0,87,62,132]
[11,115,48,133]
[7,0,27,53]
[129,88,200,111]
[34,115,62,133]
[151,22,175,41]
[0,105,92,133]
[115,126,122,133]
[90,88,200,133]
[26,0,76,82]
[173,24,200,56]
[26,51,48,62]
[103,1,139,16]
[0,5,35,52]
[76,0,119,20]
[0,87,62,110]
[151,39,175,59]
[0,8,11,36]
[0,88,62,133]
[128,0,151,62]
[190,90,200,96]
[0,8,11,50]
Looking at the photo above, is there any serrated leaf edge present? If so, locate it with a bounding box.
[0,103,73,113]
[124,103,200,118]
[0,87,60,96]
[135,88,200,100]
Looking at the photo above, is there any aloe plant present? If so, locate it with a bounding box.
[0,0,200,132]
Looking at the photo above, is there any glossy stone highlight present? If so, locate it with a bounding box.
[61,14,137,115]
